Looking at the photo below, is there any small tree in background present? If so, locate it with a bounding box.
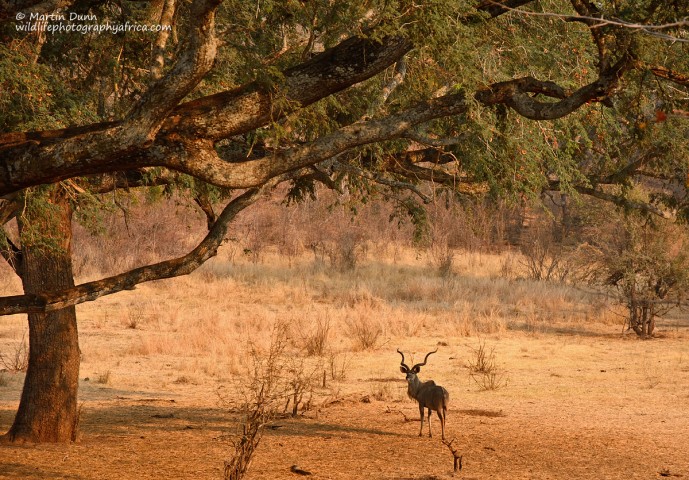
[587,214,689,336]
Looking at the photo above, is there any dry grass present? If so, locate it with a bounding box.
[0,245,642,391]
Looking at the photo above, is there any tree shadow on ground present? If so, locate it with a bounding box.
[0,463,87,480]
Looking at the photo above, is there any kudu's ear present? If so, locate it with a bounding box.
[400,366,408,374]
[411,365,421,374]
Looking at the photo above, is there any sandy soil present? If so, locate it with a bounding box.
[2,328,688,480]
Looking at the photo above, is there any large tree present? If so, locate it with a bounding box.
[1,0,688,442]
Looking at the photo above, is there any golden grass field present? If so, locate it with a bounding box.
[1,246,689,479]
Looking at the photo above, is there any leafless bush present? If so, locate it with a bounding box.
[241,221,268,264]
[124,310,144,329]
[327,350,350,381]
[345,316,382,351]
[95,371,111,384]
[326,234,366,272]
[0,331,28,372]
[234,323,322,417]
[275,211,303,267]
[580,211,689,337]
[429,240,454,278]
[499,252,519,279]
[467,340,507,391]
[282,354,323,416]
[221,323,324,479]
[223,404,264,480]
[425,197,515,252]
[370,383,394,401]
[221,324,286,480]
[519,221,581,282]
[72,193,205,278]
[298,317,330,357]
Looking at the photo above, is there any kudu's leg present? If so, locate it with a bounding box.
[427,409,433,437]
[437,408,446,440]
[418,404,424,437]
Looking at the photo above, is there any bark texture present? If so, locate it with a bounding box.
[5,192,79,443]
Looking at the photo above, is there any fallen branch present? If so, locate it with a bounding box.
[290,465,313,476]
[385,406,415,422]
[442,437,464,472]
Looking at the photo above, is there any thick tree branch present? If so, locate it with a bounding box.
[164,35,413,141]
[388,155,485,195]
[125,0,220,140]
[150,0,177,82]
[572,186,672,219]
[476,0,537,18]
[158,92,469,188]
[0,0,222,200]
[637,62,689,87]
[0,184,270,316]
[476,51,632,119]
[193,186,218,230]
[0,34,412,196]
[83,169,177,194]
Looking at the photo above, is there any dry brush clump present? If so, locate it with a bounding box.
[220,323,327,479]
[345,314,384,351]
[295,316,331,357]
[467,340,508,391]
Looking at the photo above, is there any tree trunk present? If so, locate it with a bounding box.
[4,191,80,443]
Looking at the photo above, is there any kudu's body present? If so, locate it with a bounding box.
[398,348,449,439]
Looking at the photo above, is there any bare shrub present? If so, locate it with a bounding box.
[327,234,366,272]
[124,310,144,329]
[72,193,205,279]
[467,340,507,391]
[519,221,572,282]
[370,383,393,401]
[307,241,327,268]
[241,220,268,264]
[345,316,382,351]
[429,241,454,278]
[223,404,264,480]
[327,350,350,381]
[297,317,330,357]
[221,324,288,480]
[95,371,111,384]
[499,252,519,279]
[282,354,323,416]
[223,238,241,265]
[221,323,325,480]
[0,331,28,372]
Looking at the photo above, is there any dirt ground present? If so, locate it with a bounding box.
[2,328,689,480]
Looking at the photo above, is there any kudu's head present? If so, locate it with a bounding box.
[397,348,437,384]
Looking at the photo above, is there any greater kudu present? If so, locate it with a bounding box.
[397,348,449,439]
